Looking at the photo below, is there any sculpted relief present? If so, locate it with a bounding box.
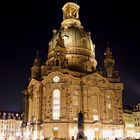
[83,73,108,87]
[83,76,97,86]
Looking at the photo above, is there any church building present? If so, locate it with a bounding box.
[22,2,124,140]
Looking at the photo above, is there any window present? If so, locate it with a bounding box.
[108,109,113,120]
[62,34,68,46]
[107,103,111,109]
[55,59,60,66]
[72,95,78,106]
[93,114,99,122]
[53,89,60,120]
[53,76,60,83]
[72,92,78,120]
[53,127,58,131]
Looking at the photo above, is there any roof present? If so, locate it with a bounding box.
[123,105,133,114]
[0,111,23,120]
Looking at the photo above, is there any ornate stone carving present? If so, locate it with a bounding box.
[83,76,97,86]
[56,32,65,48]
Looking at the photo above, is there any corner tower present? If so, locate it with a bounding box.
[46,2,97,72]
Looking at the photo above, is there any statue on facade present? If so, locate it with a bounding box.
[56,32,65,48]
[78,111,84,127]
[76,111,85,140]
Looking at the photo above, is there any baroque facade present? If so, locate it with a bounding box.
[123,105,135,138]
[22,2,124,140]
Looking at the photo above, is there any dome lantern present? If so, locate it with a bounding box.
[61,2,81,27]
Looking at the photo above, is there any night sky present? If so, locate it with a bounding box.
[0,0,140,111]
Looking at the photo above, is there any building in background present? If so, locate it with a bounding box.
[0,111,22,140]
[133,102,140,139]
[22,2,124,140]
[123,105,135,139]
[123,103,140,139]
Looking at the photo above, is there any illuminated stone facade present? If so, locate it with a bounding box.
[123,103,140,139]
[133,102,140,139]
[0,111,22,140]
[123,105,135,138]
[22,2,124,140]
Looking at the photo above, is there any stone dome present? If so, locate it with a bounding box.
[46,2,97,72]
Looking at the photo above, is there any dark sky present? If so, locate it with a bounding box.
[0,0,140,111]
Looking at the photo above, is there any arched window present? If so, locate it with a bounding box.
[93,114,99,122]
[93,109,99,122]
[56,59,60,66]
[72,94,78,106]
[53,89,60,120]
[72,92,78,120]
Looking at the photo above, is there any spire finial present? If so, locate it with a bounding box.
[33,50,41,67]
[36,49,39,58]
[31,50,41,80]
[104,42,113,59]
[103,44,115,78]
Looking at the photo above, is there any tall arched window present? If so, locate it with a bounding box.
[56,59,60,66]
[53,89,60,120]
[72,94,78,106]
[72,92,78,120]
